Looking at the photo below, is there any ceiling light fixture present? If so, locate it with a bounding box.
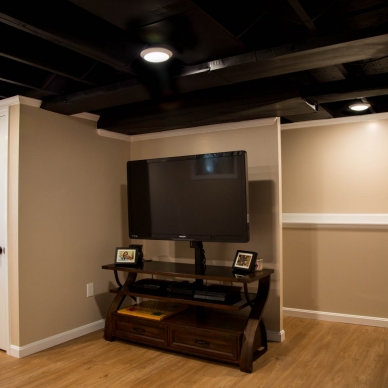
[349,102,370,111]
[140,47,172,63]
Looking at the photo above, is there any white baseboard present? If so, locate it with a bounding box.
[267,329,285,342]
[8,319,105,358]
[284,308,388,328]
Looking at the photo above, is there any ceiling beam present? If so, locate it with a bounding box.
[235,9,270,40]
[147,98,315,133]
[96,81,306,134]
[91,69,388,133]
[283,106,333,123]
[0,56,54,93]
[361,97,376,113]
[41,79,151,115]
[0,49,96,87]
[335,64,349,78]
[0,0,145,72]
[41,26,388,115]
[287,0,318,32]
[97,99,316,135]
[0,56,95,96]
[300,72,388,103]
[0,23,97,86]
[41,68,237,114]
[0,79,28,97]
[0,77,53,95]
[213,30,388,83]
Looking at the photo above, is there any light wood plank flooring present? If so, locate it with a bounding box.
[1,317,387,388]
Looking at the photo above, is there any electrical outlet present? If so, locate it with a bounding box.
[87,283,94,297]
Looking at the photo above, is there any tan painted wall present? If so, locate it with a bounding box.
[284,228,388,317]
[282,120,388,213]
[282,119,388,318]
[129,121,283,333]
[14,106,130,346]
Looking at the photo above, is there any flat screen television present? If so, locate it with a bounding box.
[127,150,250,268]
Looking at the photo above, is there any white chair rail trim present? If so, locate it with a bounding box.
[283,213,388,228]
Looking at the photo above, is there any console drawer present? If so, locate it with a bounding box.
[169,325,240,362]
[113,314,167,347]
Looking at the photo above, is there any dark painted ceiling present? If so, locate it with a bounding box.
[2,0,388,135]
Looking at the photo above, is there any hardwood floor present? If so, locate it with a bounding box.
[1,317,387,388]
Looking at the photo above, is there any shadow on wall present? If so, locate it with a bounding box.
[249,180,275,264]
[121,184,129,245]
[95,280,133,319]
[174,180,276,265]
[283,228,318,311]
[94,284,116,318]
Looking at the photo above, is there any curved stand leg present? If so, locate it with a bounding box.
[104,272,137,341]
[240,275,271,373]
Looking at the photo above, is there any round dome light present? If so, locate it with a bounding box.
[349,103,370,111]
[140,48,172,63]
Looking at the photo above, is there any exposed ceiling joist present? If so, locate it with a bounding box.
[0,23,97,86]
[301,72,388,103]
[2,0,388,133]
[215,30,388,82]
[0,1,144,72]
[287,0,318,32]
[41,29,388,116]
[97,81,309,134]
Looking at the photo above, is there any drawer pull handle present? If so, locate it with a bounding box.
[195,339,210,346]
[133,327,145,333]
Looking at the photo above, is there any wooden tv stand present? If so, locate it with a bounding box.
[102,261,274,373]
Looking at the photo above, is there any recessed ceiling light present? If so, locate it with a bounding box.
[349,103,370,111]
[140,48,172,63]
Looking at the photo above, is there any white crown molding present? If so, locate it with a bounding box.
[283,213,388,228]
[281,112,388,130]
[128,117,278,142]
[0,95,42,108]
[284,308,388,328]
[0,107,10,354]
[97,128,132,141]
[71,112,100,122]
[8,319,105,358]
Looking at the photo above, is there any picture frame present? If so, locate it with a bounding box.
[232,250,257,272]
[115,247,138,266]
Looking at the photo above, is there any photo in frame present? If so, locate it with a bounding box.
[232,250,258,272]
[115,247,138,266]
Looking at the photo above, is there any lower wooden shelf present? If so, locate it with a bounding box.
[112,307,247,365]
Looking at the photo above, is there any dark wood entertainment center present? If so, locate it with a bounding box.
[102,261,274,373]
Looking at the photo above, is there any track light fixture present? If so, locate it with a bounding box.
[140,47,173,63]
[349,102,370,111]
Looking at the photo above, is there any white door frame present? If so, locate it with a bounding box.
[0,106,10,353]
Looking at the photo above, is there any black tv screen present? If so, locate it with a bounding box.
[127,150,249,243]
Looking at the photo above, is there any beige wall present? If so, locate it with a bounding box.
[129,120,283,333]
[282,120,388,213]
[282,119,388,318]
[11,105,130,346]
